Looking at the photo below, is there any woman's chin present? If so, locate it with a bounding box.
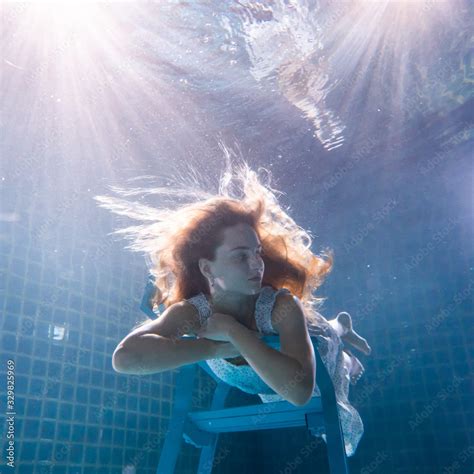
[247,280,262,290]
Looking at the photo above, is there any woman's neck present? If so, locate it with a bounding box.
[206,288,260,321]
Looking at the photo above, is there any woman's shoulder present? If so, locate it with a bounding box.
[271,287,296,309]
[261,284,292,295]
[128,300,202,339]
[182,293,210,326]
[268,286,293,300]
[256,286,294,334]
[257,285,293,308]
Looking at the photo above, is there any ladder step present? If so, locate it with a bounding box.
[188,397,323,433]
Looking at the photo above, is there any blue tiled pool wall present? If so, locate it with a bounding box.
[255,140,474,473]
[0,222,263,473]
[0,233,171,472]
[1,134,473,473]
[1,246,472,474]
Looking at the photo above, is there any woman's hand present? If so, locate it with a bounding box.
[196,312,264,343]
[196,312,240,342]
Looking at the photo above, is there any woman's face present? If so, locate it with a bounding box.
[200,223,265,295]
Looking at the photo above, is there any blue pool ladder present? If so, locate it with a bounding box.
[140,274,350,474]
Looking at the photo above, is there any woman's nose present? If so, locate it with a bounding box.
[249,257,263,272]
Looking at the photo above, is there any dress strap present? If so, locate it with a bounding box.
[184,294,211,327]
[255,287,291,334]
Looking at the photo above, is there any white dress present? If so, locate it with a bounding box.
[185,285,364,457]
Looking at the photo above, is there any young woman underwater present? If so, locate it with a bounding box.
[95,158,369,456]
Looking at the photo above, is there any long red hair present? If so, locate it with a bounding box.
[95,153,333,330]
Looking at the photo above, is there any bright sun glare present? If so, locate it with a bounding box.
[28,1,108,29]
[2,0,461,172]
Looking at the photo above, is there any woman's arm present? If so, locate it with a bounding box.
[113,335,219,374]
[227,321,314,406]
[226,293,316,407]
[195,294,316,406]
[113,300,243,374]
[113,301,217,374]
